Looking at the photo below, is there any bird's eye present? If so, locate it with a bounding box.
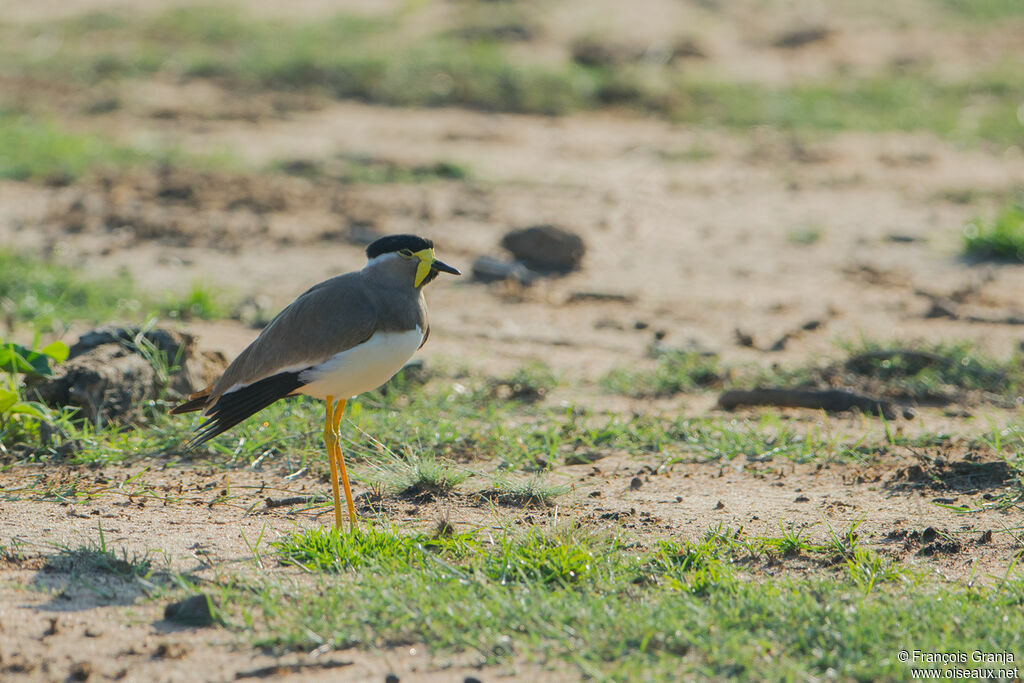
[398,249,414,258]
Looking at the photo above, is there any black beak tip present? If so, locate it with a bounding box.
[433,259,461,276]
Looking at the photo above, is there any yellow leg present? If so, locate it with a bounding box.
[331,399,357,531]
[324,397,343,530]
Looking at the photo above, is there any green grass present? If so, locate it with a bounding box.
[669,71,1024,145]
[962,198,1024,262]
[939,0,1024,21]
[655,143,716,162]
[602,350,721,398]
[787,225,823,246]
[273,525,477,573]
[0,251,237,331]
[226,523,1024,679]
[160,281,234,321]
[0,250,142,329]
[3,8,1024,145]
[0,112,153,182]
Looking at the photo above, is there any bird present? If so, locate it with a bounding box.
[170,234,460,531]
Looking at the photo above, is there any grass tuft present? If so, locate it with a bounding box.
[370,451,469,500]
[962,199,1024,263]
[602,350,721,398]
[481,475,569,507]
[46,526,152,579]
[787,225,823,246]
[486,361,558,403]
[160,281,233,321]
[839,339,1024,402]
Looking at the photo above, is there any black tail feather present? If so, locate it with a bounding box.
[184,371,305,450]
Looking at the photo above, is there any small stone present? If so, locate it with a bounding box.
[629,477,643,491]
[470,255,539,285]
[385,675,400,683]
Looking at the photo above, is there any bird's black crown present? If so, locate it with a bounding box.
[366,234,434,259]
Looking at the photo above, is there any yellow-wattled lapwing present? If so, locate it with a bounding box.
[170,234,460,530]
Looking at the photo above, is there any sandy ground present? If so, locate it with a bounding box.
[1,0,1023,680]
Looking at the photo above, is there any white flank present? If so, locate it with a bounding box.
[296,327,424,400]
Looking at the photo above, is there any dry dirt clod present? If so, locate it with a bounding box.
[500,225,585,274]
[28,326,226,427]
[772,26,832,49]
[154,641,190,660]
[164,594,218,627]
[69,661,93,681]
[734,328,755,348]
[629,477,643,490]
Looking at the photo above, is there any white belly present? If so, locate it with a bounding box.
[297,327,423,400]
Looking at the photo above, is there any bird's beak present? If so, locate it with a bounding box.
[431,259,461,276]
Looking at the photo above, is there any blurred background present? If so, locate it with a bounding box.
[0,0,1022,396]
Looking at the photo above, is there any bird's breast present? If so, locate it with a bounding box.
[297,326,424,400]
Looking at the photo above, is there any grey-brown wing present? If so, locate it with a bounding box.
[205,273,378,406]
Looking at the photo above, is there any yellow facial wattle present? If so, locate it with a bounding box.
[413,247,434,287]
